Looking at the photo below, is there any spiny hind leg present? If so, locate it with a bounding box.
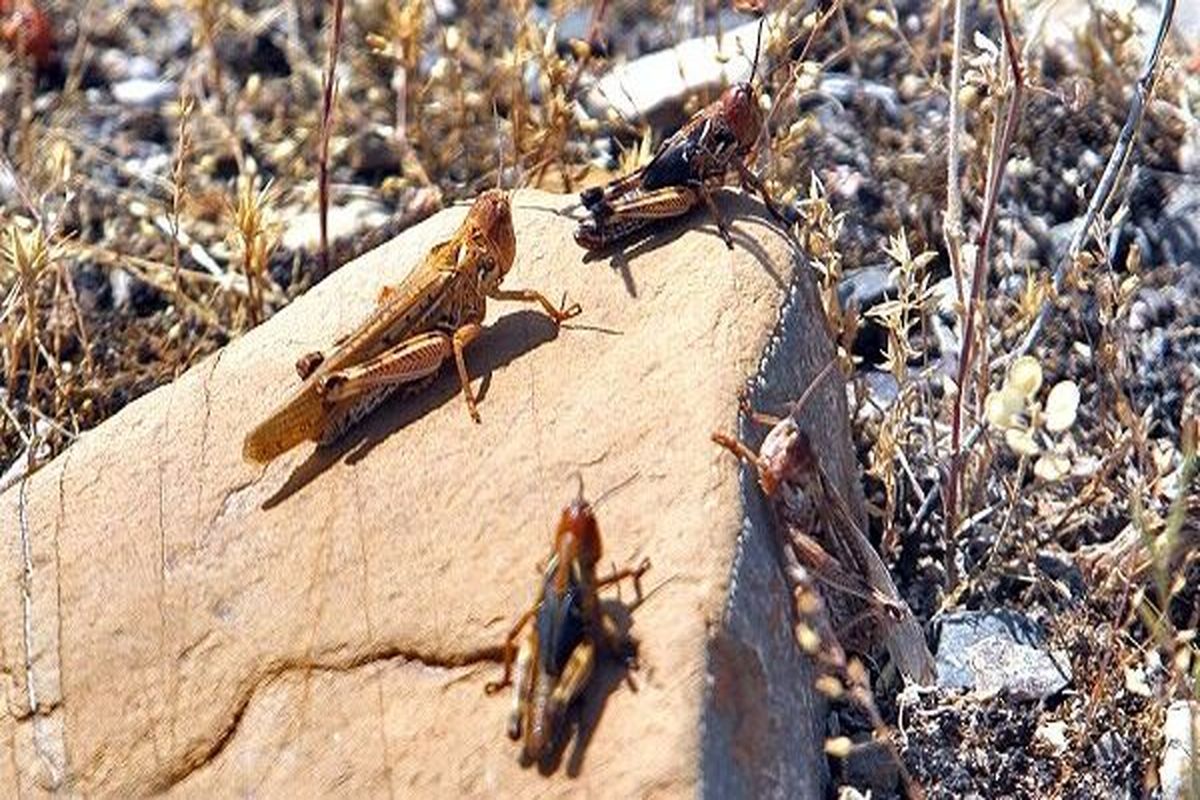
[546,641,596,724]
[601,185,702,221]
[485,606,538,694]
[580,167,648,212]
[507,628,537,741]
[696,183,734,249]
[575,185,701,250]
[319,331,452,403]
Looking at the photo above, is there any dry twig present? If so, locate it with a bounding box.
[943,0,1024,584]
[318,0,345,277]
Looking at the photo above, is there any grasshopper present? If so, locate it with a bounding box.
[242,190,581,463]
[485,489,650,764]
[712,398,936,686]
[574,19,789,251]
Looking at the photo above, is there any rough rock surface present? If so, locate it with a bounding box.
[0,190,863,797]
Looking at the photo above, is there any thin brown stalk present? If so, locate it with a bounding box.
[944,0,966,305]
[318,0,346,277]
[944,0,1024,586]
[170,92,194,305]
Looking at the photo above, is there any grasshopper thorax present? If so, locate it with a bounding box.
[720,81,764,153]
[468,188,517,289]
[553,497,601,592]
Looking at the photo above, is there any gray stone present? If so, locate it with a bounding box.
[582,18,761,124]
[935,610,1072,700]
[838,264,892,312]
[111,78,178,108]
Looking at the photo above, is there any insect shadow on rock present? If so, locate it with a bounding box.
[583,190,792,296]
[261,307,562,509]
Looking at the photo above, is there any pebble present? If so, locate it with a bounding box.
[431,0,457,22]
[97,49,160,82]
[1128,287,1176,331]
[1035,720,1069,754]
[581,18,760,123]
[281,197,392,254]
[349,131,402,177]
[934,609,1072,701]
[837,264,892,312]
[1160,700,1198,800]
[111,78,178,108]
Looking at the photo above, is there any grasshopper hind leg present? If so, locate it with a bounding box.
[508,628,537,741]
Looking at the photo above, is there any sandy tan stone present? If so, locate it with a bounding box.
[0,190,861,797]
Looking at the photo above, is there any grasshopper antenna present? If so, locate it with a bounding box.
[787,359,839,419]
[749,13,765,84]
[593,471,639,508]
[568,470,586,504]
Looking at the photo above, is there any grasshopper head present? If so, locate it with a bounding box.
[469,188,516,287]
[553,496,602,592]
[758,417,814,495]
[721,81,764,153]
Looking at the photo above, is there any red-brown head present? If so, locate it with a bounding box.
[719,82,764,153]
[552,495,602,593]
[466,188,516,287]
[758,417,816,494]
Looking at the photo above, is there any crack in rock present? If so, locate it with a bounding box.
[152,641,504,793]
[15,472,68,789]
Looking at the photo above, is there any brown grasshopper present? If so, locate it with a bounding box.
[485,490,650,764]
[712,397,936,686]
[574,19,789,251]
[242,190,581,463]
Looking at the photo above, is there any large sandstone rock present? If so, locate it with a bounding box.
[0,190,863,797]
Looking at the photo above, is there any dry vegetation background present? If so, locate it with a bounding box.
[1,0,1198,796]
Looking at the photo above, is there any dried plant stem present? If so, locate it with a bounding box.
[170,92,194,308]
[910,0,1177,544]
[318,0,346,277]
[943,0,1024,586]
[944,0,966,305]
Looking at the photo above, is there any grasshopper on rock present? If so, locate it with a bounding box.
[486,490,650,764]
[243,190,581,463]
[713,406,937,686]
[574,20,790,251]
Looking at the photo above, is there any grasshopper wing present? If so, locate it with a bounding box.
[242,246,459,463]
